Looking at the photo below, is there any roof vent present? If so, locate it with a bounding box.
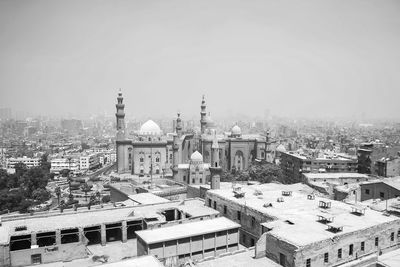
[319,201,331,209]
[327,223,343,233]
[351,206,365,216]
[263,203,273,208]
[307,194,315,200]
[282,191,292,196]
[317,215,334,224]
[277,197,284,202]
[233,186,245,198]
[285,220,294,225]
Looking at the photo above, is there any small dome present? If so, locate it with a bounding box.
[231,125,241,136]
[190,151,203,162]
[276,144,286,152]
[139,120,162,135]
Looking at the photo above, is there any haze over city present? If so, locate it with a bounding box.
[1,0,400,120]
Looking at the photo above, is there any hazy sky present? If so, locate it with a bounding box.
[1,0,400,120]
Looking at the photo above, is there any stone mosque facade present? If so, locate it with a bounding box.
[115,92,269,185]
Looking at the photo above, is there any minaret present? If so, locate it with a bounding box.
[115,90,125,141]
[210,130,221,189]
[172,113,181,180]
[200,95,207,134]
[176,112,183,137]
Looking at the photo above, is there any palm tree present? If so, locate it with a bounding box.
[81,183,91,202]
[55,186,61,206]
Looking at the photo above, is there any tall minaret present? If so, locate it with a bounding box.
[176,112,183,137]
[210,130,221,189]
[172,113,181,180]
[115,90,125,141]
[200,95,207,134]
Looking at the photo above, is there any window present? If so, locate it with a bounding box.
[365,189,370,195]
[192,178,195,183]
[213,201,217,209]
[200,178,203,183]
[156,158,160,163]
[375,237,379,246]
[183,175,186,181]
[140,158,144,163]
[242,234,246,243]
[208,199,212,207]
[391,232,395,241]
[224,205,227,214]
[251,216,256,227]
[380,192,385,199]
[251,238,255,247]
[349,244,353,255]
[361,241,365,251]
[237,211,241,221]
[338,248,342,259]
[306,258,311,267]
[31,254,42,265]
[324,252,328,263]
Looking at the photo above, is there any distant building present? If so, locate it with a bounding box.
[280,150,358,183]
[50,158,80,173]
[376,157,400,177]
[357,142,400,175]
[6,156,41,169]
[0,108,12,120]
[360,177,400,202]
[79,154,100,170]
[61,119,82,133]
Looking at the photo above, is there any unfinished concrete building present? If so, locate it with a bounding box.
[205,183,400,267]
[0,198,219,266]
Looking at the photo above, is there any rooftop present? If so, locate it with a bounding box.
[196,248,282,267]
[304,173,369,180]
[208,183,399,247]
[136,217,240,244]
[127,193,170,205]
[0,198,218,245]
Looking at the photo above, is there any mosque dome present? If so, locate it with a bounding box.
[139,120,162,135]
[190,151,203,162]
[231,125,242,136]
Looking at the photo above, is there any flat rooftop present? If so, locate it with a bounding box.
[127,193,170,205]
[101,255,164,267]
[197,249,282,267]
[0,198,218,245]
[208,183,399,247]
[378,247,400,267]
[304,173,369,180]
[136,217,240,244]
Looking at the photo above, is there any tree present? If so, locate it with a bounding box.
[32,188,50,202]
[81,183,91,202]
[60,169,70,178]
[247,161,285,183]
[55,186,61,206]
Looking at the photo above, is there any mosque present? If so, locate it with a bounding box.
[115,92,270,185]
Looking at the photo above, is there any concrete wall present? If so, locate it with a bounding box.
[0,244,10,267]
[361,182,400,201]
[206,191,276,247]
[293,220,400,267]
[10,242,87,267]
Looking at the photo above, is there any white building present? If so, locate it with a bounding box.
[6,156,41,169]
[50,158,80,173]
[80,153,100,170]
